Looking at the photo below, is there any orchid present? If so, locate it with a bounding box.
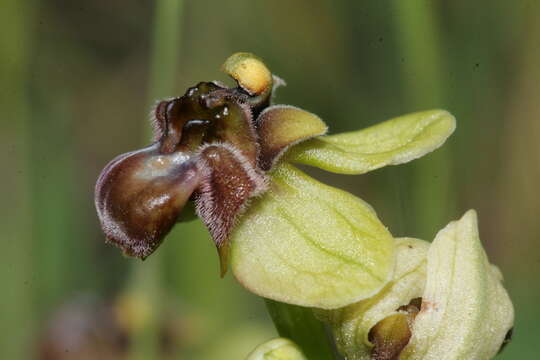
[95,53,456,309]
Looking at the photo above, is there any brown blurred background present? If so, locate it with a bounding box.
[1,0,538,358]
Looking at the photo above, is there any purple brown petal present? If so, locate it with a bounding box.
[195,143,267,275]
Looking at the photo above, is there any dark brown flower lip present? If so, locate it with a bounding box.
[95,144,201,259]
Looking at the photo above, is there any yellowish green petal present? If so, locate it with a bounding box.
[401,210,514,360]
[319,238,430,360]
[286,110,456,174]
[230,163,395,309]
[246,338,307,360]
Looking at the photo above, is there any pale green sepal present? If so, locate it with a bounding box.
[230,163,395,309]
[401,210,514,360]
[246,338,307,360]
[318,238,429,359]
[286,110,456,174]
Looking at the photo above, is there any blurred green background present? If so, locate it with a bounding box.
[1,0,539,359]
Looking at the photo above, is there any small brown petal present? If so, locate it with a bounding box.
[369,313,412,360]
[256,105,327,171]
[95,144,201,258]
[195,143,267,275]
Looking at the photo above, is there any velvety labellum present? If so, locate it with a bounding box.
[95,144,200,258]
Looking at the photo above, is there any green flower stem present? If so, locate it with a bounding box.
[265,300,337,360]
[0,1,37,358]
[392,0,455,239]
[128,256,163,360]
[128,0,184,359]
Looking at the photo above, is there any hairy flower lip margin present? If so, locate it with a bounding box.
[194,142,269,275]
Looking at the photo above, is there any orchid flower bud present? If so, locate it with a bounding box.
[401,211,514,360]
[320,210,514,360]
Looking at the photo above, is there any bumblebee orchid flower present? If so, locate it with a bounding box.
[95,53,455,309]
[318,210,514,360]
